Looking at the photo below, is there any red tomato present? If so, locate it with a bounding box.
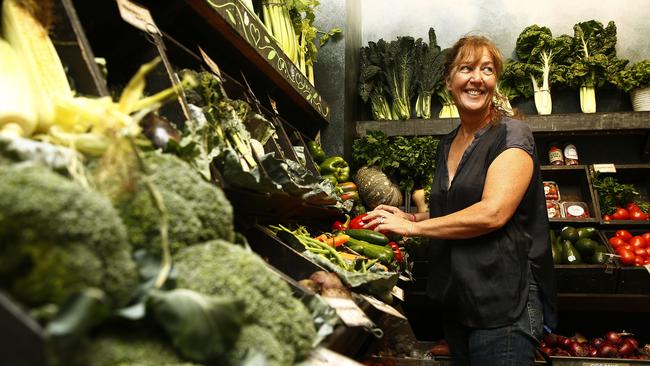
[626,202,641,212]
[647,247,650,257]
[634,256,645,266]
[630,236,647,249]
[619,249,636,266]
[645,258,650,265]
[609,236,625,248]
[642,232,650,242]
[634,247,647,258]
[616,230,633,242]
[611,207,630,220]
[622,244,633,251]
[630,210,648,221]
[603,214,612,221]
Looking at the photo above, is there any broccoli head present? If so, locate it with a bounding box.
[174,240,317,365]
[118,152,235,255]
[84,328,200,366]
[0,163,139,308]
[226,325,288,366]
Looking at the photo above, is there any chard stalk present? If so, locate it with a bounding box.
[580,85,596,113]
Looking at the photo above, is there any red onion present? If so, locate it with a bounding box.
[604,331,623,346]
[597,343,618,358]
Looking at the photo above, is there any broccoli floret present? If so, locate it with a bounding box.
[227,325,288,366]
[118,152,234,255]
[174,240,317,365]
[0,163,139,308]
[85,328,200,366]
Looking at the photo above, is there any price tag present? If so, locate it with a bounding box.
[322,296,374,328]
[644,264,650,274]
[391,286,405,302]
[581,362,629,366]
[302,347,364,366]
[360,295,407,320]
[116,0,160,35]
[593,163,617,173]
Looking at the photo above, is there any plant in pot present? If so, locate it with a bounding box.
[611,59,650,111]
[565,20,628,113]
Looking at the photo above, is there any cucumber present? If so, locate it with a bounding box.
[345,237,394,265]
[345,229,389,245]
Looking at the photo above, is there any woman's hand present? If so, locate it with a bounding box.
[364,206,416,237]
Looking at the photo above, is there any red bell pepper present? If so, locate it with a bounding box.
[348,213,370,229]
[388,242,403,263]
[332,214,350,231]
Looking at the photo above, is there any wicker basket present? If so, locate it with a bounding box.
[630,86,650,111]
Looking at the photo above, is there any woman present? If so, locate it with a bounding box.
[365,35,556,365]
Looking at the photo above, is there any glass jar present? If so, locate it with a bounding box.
[563,143,579,165]
[548,142,565,165]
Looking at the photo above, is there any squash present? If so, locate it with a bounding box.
[353,165,402,210]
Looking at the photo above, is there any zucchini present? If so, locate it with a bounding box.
[345,229,389,245]
[345,237,394,265]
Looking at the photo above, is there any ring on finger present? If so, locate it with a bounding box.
[379,216,385,224]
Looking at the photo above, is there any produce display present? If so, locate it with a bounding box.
[550,226,611,265]
[592,173,650,221]
[607,229,650,266]
[539,331,649,360]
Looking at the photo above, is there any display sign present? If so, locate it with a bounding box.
[116,0,160,35]
[304,347,364,366]
[361,294,407,320]
[593,164,617,173]
[580,362,629,366]
[322,296,374,328]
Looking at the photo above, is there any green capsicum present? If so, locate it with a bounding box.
[307,141,327,164]
[321,174,338,186]
[319,156,350,183]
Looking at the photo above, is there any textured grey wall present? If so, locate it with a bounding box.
[314,0,361,158]
[361,0,650,62]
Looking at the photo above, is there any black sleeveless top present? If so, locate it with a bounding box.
[427,117,557,329]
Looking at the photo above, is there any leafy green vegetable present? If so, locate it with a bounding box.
[415,28,443,119]
[511,25,573,114]
[380,37,417,120]
[359,42,392,120]
[564,20,628,112]
[592,172,642,214]
[352,130,439,191]
[146,288,244,364]
[611,59,650,92]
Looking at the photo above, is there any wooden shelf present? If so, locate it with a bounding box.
[356,111,650,137]
[184,0,330,128]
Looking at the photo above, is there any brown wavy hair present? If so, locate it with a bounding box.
[443,35,509,123]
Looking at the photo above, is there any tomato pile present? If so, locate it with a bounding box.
[608,230,650,266]
[540,331,649,359]
[603,202,649,221]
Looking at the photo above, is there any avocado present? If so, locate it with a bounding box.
[553,236,564,264]
[590,250,609,264]
[561,239,582,264]
[574,238,599,257]
[560,226,579,242]
[577,227,597,239]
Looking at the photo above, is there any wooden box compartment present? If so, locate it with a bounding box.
[541,165,600,224]
[601,229,650,294]
[552,229,619,294]
[591,164,650,226]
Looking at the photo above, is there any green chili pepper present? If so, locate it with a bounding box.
[307,141,327,164]
[319,156,350,183]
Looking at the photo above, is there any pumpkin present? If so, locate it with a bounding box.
[353,165,402,210]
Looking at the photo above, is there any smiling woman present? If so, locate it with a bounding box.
[365,35,557,366]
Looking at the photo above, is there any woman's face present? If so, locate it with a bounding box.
[447,47,497,116]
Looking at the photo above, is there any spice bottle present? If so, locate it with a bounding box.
[563,143,579,165]
[548,142,565,165]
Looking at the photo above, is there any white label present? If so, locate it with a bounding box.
[593,164,617,173]
[305,347,365,366]
[581,362,630,366]
[645,264,650,274]
[322,297,374,328]
[568,255,577,262]
[116,0,160,35]
[391,286,405,302]
[360,295,407,320]
[567,205,585,217]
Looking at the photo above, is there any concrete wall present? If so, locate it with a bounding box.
[361,0,650,62]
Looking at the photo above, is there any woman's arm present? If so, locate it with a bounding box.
[367,147,533,239]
